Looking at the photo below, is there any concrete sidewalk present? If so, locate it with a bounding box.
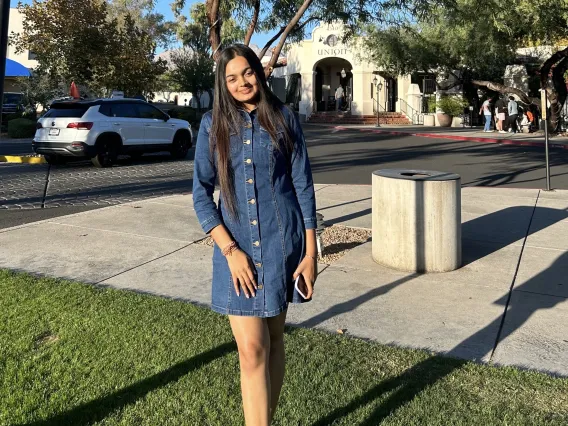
[1,184,567,376]
[326,124,568,149]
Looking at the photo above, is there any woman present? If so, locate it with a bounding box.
[479,98,493,132]
[192,44,318,425]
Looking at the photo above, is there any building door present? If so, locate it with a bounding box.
[387,77,397,112]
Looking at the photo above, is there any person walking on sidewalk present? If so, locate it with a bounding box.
[508,96,519,133]
[192,44,318,426]
[479,98,493,132]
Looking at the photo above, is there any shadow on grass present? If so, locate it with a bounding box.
[311,356,467,426]
[19,341,236,426]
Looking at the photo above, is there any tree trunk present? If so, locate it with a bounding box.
[244,0,260,46]
[206,0,222,62]
[264,0,315,78]
[539,46,568,132]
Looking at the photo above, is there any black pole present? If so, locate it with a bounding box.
[0,0,11,133]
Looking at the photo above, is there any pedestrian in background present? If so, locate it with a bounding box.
[479,98,493,132]
[495,95,508,133]
[335,85,344,111]
[192,44,318,426]
[508,96,519,134]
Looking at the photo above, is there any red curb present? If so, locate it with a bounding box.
[331,126,568,150]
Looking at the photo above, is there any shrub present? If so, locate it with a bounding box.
[427,95,469,116]
[5,112,23,121]
[168,107,204,129]
[8,118,37,138]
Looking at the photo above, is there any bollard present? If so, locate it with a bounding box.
[372,169,461,272]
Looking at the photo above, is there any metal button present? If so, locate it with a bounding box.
[255,263,262,267]
[257,284,263,289]
[244,140,251,144]
[254,241,260,247]
[245,123,252,128]
[247,178,254,184]
[246,158,252,164]
[251,220,257,225]
[249,198,256,205]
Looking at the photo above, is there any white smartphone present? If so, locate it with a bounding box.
[294,275,309,299]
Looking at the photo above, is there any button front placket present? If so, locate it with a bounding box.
[242,114,264,312]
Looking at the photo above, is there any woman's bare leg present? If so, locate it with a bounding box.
[266,309,288,423]
[229,315,271,426]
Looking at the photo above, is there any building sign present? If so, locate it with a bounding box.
[317,48,351,56]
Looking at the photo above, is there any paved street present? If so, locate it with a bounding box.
[302,125,568,188]
[1,124,567,229]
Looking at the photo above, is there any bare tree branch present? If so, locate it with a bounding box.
[259,26,286,59]
[264,0,315,78]
[243,0,260,46]
[260,16,319,73]
[206,0,221,61]
[472,80,536,106]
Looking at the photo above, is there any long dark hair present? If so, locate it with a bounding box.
[211,44,293,220]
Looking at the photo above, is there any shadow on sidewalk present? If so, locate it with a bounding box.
[462,205,567,266]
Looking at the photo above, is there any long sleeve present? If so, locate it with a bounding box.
[192,113,223,234]
[287,109,317,230]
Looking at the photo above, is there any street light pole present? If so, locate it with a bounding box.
[541,88,551,191]
[373,76,380,127]
[0,0,12,132]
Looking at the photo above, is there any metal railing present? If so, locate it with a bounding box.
[372,95,388,114]
[397,97,424,125]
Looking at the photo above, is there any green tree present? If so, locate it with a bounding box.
[16,71,66,111]
[169,48,215,111]
[107,0,174,48]
[12,0,117,93]
[363,0,568,130]
[105,14,168,98]
[154,72,181,103]
[172,0,424,77]
[12,0,167,98]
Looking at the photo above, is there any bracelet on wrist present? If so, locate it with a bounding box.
[305,254,317,261]
[222,241,238,257]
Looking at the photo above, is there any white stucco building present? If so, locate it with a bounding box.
[283,22,413,121]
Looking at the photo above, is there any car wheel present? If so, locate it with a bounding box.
[43,154,67,165]
[92,139,119,168]
[170,133,190,159]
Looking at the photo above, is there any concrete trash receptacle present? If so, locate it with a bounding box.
[372,169,461,272]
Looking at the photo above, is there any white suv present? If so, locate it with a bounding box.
[32,99,193,167]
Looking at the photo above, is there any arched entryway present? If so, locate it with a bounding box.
[313,57,353,112]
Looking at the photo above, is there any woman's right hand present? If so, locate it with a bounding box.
[226,249,257,298]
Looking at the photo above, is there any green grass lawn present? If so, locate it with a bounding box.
[1,269,567,426]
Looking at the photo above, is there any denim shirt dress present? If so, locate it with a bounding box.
[192,106,317,318]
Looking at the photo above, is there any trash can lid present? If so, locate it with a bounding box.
[373,169,460,181]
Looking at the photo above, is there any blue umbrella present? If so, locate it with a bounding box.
[5,58,31,77]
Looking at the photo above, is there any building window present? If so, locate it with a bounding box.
[28,51,37,60]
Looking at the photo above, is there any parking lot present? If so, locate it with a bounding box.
[0,152,194,210]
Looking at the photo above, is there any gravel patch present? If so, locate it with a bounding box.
[319,225,371,264]
[195,225,371,264]
[196,236,214,247]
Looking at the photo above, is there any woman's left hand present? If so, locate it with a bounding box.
[293,256,318,299]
